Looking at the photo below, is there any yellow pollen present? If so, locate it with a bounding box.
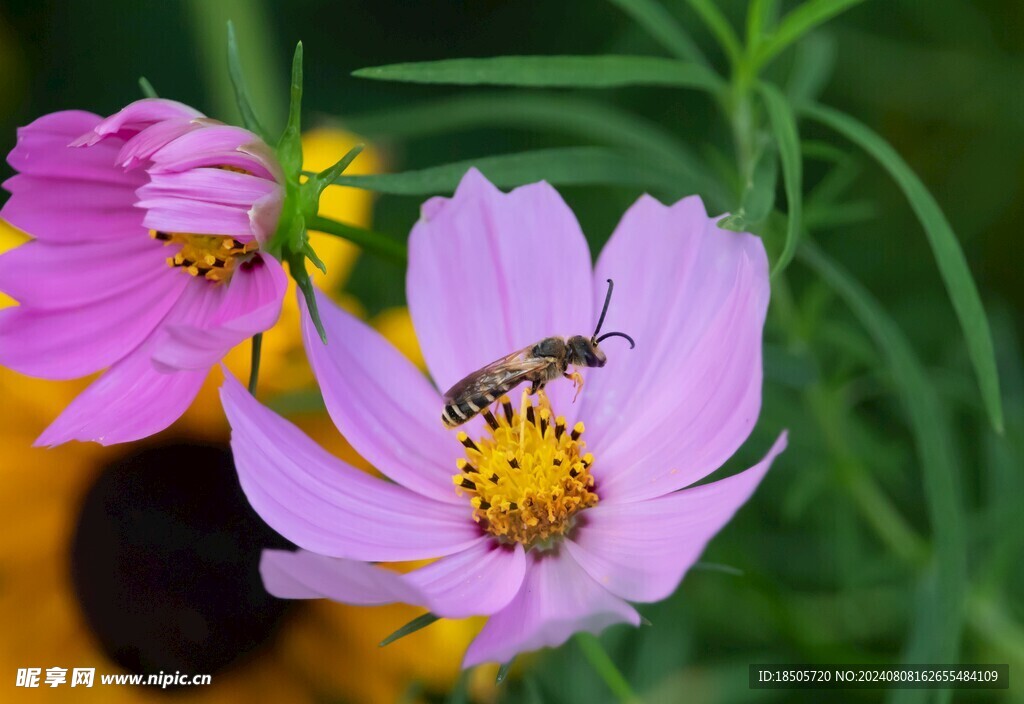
[152,231,258,283]
[452,394,598,548]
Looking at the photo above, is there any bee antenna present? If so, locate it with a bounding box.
[595,331,635,349]
[592,278,615,340]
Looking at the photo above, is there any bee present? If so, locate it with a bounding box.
[441,279,635,428]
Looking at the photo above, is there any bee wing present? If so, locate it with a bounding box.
[443,347,551,402]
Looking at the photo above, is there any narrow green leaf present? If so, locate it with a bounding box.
[800,242,966,671]
[682,0,743,68]
[785,31,837,103]
[186,0,284,136]
[575,633,636,703]
[353,55,723,93]
[226,20,268,140]
[753,0,866,71]
[339,92,729,209]
[758,82,802,277]
[801,101,1004,432]
[606,0,709,66]
[329,147,684,197]
[694,561,745,576]
[495,660,514,685]
[718,146,777,232]
[138,76,158,98]
[379,612,440,647]
[247,333,262,395]
[745,0,780,48]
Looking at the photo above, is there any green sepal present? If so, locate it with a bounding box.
[276,41,304,176]
[226,21,269,141]
[138,76,158,98]
[378,612,440,647]
[310,144,364,198]
[286,243,326,344]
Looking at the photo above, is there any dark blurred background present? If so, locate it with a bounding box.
[0,1,1022,702]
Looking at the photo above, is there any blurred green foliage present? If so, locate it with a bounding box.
[1,0,1022,702]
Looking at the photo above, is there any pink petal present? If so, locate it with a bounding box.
[260,550,423,605]
[407,169,593,417]
[116,118,208,170]
[139,168,279,206]
[565,432,787,602]
[6,110,132,185]
[0,267,188,379]
[404,539,526,618]
[148,125,277,182]
[137,196,258,238]
[34,343,207,446]
[302,290,463,505]
[72,98,203,146]
[221,373,481,561]
[248,189,284,246]
[152,255,287,371]
[2,174,146,243]
[581,195,771,502]
[463,549,640,667]
[0,236,168,308]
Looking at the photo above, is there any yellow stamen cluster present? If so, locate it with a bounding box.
[453,394,598,548]
[152,231,258,283]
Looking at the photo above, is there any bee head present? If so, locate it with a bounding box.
[567,335,607,368]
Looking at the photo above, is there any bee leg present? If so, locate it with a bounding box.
[536,388,551,413]
[564,369,584,402]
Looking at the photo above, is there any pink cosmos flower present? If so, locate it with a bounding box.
[0,98,287,445]
[220,169,787,666]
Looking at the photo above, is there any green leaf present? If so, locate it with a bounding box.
[785,31,837,103]
[495,660,515,685]
[329,147,684,197]
[352,55,723,93]
[606,0,709,66]
[801,101,1004,432]
[226,20,268,140]
[718,145,777,232]
[745,0,780,48]
[379,613,440,647]
[138,76,158,99]
[758,82,802,277]
[339,92,729,209]
[753,0,866,71]
[682,0,743,68]
[186,0,284,137]
[799,242,967,673]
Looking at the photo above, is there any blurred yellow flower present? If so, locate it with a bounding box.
[0,130,485,703]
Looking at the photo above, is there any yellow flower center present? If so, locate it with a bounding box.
[453,394,598,549]
[152,231,259,284]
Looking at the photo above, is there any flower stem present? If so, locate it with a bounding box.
[248,333,263,395]
[574,633,637,703]
[306,214,408,265]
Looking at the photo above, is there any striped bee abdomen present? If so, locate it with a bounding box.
[441,390,501,428]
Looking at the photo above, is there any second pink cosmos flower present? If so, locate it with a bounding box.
[0,98,287,445]
[222,169,787,667]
